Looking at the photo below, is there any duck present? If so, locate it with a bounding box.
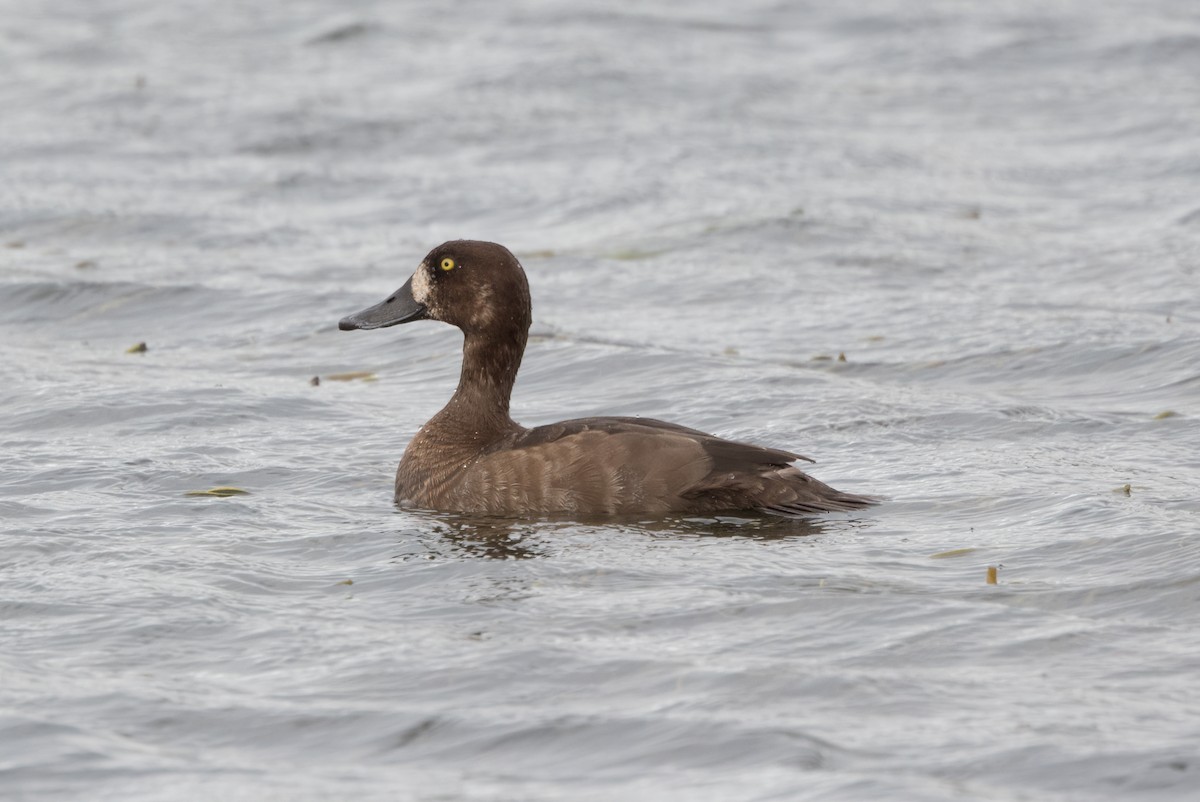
[338,240,873,518]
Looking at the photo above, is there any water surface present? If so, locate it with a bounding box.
[2,1,1198,800]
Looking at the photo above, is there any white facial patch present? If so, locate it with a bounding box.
[410,264,433,305]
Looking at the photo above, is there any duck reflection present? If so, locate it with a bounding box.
[434,515,546,560]
[400,510,833,561]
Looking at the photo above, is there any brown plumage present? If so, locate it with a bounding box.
[339,240,874,518]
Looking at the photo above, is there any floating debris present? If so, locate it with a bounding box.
[811,354,832,361]
[931,547,978,559]
[837,352,847,362]
[306,21,370,45]
[75,259,97,270]
[337,578,353,586]
[607,248,666,261]
[310,376,321,386]
[324,371,376,382]
[1116,483,1132,496]
[1154,410,1178,420]
[126,342,148,354]
[723,346,739,356]
[865,335,885,343]
[986,566,998,585]
[6,241,24,249]
[184,487,250,497]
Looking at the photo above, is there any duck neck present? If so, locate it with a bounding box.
[438,323,527,440]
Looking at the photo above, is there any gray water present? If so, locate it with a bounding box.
[2,1,1199,799]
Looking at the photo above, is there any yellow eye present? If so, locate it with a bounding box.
[440,257,456,271]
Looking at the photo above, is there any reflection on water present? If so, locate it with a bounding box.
[415,510,834,560]
[428,515,549,561]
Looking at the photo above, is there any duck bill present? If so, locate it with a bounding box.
[339,277,427,330]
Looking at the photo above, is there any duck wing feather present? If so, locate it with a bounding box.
[484,417,870,516]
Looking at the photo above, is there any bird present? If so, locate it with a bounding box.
[339,240,873,518]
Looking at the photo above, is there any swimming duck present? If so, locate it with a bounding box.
[339,240,872,517]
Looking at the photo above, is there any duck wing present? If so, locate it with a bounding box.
[513,416,810,462]
[501,417,871,516]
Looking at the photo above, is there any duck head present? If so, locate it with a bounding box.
[339,240,531,336]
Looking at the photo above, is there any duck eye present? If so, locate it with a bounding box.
[440,257,456,272]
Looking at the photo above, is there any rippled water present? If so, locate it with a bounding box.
[3,1,1199,799]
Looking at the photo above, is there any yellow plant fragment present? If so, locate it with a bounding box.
[930,547,978,559]
[324,371,377,382]
[184,486,250,497]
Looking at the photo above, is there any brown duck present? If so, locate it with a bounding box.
[339,240,873,518]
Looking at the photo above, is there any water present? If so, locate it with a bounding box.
[2,1,1198,799]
